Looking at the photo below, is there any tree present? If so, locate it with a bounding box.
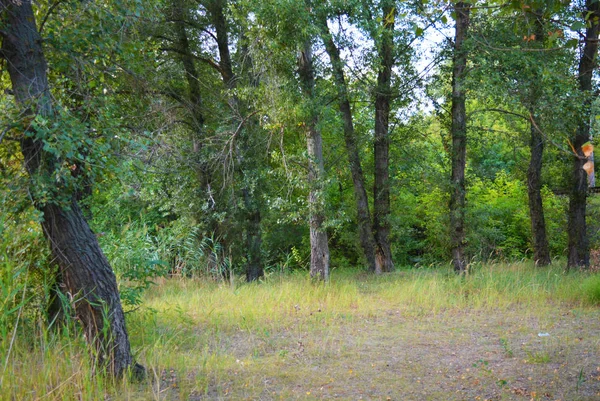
[205,0,264,281]
[525,8,551,266]
[372,0,396,273]
[157,0,265,281]
[315,8,379,273]
[449,1,471,273]
[567,0,600,269]
[298,41,331,281]
[0,0,142,377]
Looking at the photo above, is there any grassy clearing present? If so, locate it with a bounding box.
[2,262,600,400]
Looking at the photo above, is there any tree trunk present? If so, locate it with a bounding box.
[170,0,228,276]
[527,116,551,266]
[373,1,395,274]
[526,11,550,266]
[449,2,470,274]
[209,0,263,281]
[172,0,204,127]
[567,0,600,269]
[317,16,378,273]
[1,0,141,377]
[298,42,330,281]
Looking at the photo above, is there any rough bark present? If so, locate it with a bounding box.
[317,16,378,273]
[1,0,141,377]
[526,10,551,266]
[208,0,263,281]
[373,1,395,274]
[449,2,470,274]
[567,0,600,269]
[298,42,330,281]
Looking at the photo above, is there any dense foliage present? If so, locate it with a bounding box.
[1,0,600,337]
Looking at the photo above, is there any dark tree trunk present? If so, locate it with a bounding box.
[40,200,139,376]
[1,0,141,377]
[526,11,550,266]
[209,0,263,281]
[172,0,204,128]
[449,2,470,274]
[567,0,600,269]
[527,115,551,266]
[373,1,395,274]
[170,0,226,275]
[317,17,378,273]
[243,188,263,281]
[298,42,330,281]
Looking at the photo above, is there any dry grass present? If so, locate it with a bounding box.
[2,262,600,400]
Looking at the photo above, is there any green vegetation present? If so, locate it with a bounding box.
[2,262,600,399]
[2,0,600,397]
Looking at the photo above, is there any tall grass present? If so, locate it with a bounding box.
[131,261,599,340]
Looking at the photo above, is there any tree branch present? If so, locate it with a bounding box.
[39,0,64,34]
[159,47,223,74]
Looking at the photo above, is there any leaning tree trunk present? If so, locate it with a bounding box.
[373,0,395,274]
[317,16,378,273]
[209,0,264,281]
[449,2,471,274]
[526,10,551,266]
[1,0,140,377]
[298,42,330,281]
[567,0,600,269]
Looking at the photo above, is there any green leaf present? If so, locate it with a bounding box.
[566,38,579,48]
[570,21,586,31]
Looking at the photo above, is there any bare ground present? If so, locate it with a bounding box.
[150,305,600,401]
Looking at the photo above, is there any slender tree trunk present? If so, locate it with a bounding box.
[172,0,204,128]
[526,11,550,266]
[449,2,470,273]
[317,17,378,272]
[1,0,141,377]
[527,115,550,266]
[209,0,263,281]
[298,42,330,281]
[171,0,226,274]
[567,0,600,269]
[373,1,395,274]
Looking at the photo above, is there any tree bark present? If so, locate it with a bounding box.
[298,42,330,281]
[208,0,263,281]
[567,0,600,269]
[449,2,470,274]
[526,10,550,266]
[373,1,395,274]
[1,0,141,377]
[317,16,378,273]
[528,115,551,266]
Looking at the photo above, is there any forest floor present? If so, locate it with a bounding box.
[124,264,600,401]
[3,263,600,400]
